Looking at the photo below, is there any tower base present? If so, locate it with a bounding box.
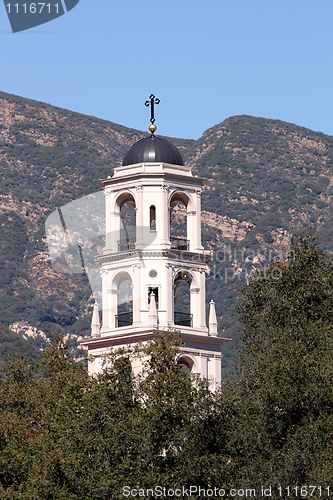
[80,327,231,390]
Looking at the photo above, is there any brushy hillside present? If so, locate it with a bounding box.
[1,90,333,370]
[0,323,40,372]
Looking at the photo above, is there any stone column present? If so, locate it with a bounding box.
[160,185,170,247]
[132,264,141,326]
[101,270,110,331]
[190,285,200,328]
[214,354,222,385]
[110,288,118,329]
[136,186,144,249]
[195,189,204,252]
[199,353,208,379]
[192,269,207,330]
[165,265,174,325]
[104,190,112,252]
[187,209,196,252]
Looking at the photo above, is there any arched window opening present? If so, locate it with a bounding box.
[150,205,156,231]
[118,194,136,251]
[174,271,192,327]
[177,356,193,374]
[170,193,189,250]
[116,278,133,327]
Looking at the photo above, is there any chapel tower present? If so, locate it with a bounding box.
[81,96,230,388]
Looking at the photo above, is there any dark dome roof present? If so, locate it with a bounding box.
[122,135,184,167]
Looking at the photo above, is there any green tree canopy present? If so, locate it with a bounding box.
[1,234,333,497]
[0,333,224,499]
[222,233,333,489]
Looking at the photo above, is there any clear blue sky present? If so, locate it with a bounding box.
[1,1,333,140]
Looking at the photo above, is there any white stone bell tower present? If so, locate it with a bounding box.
[81,96,230,388]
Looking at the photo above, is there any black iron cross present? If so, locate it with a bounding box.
[145,94,160,124]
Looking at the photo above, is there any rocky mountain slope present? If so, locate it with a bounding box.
[1,90,333,371]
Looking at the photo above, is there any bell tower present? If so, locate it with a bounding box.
[81,96,230,388]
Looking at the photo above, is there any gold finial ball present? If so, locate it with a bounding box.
[149,123,157,134]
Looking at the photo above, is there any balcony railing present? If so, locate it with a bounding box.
[115,312,133,328]
[174,311,193,327]
[170,237,189,251]
[118,241,135,252]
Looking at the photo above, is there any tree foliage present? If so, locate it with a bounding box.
[0,333,223,498]
[1,234,333,497]
[226,232,333,488]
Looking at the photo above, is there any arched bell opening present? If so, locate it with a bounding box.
[169,192,189,251]
[173,270,192,327]
[113,271,133,328]
[177,355,194,374]
[116,192,136,252]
